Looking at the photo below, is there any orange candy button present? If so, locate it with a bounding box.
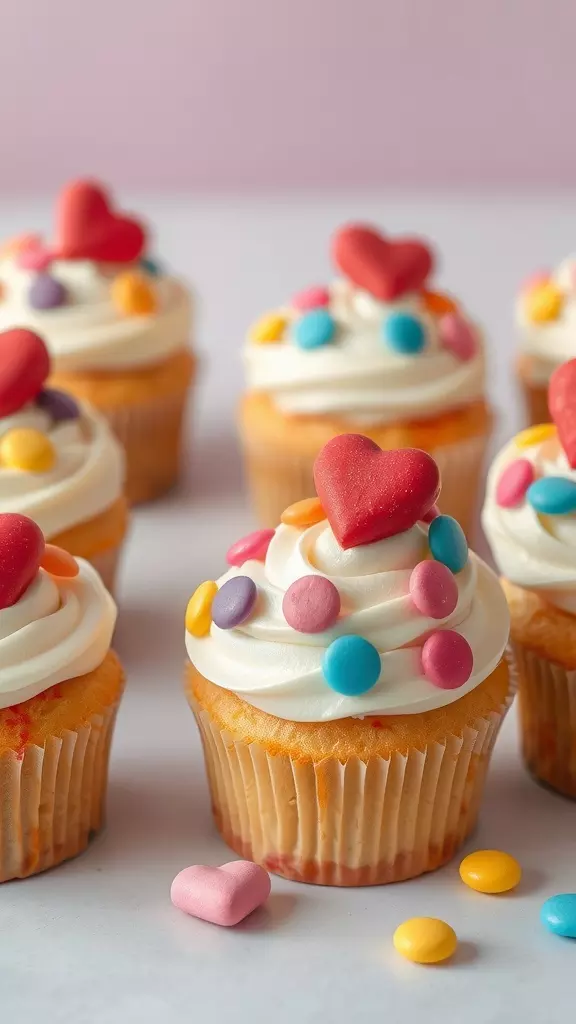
[40,544,79,578]
[281,496,325,528]
[421,290,458,316]
[111,271,157,316]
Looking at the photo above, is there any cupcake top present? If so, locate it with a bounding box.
[0,180,190,373]
[243,224,485,425]
[482,359,576,614]
[186,434,509,722]
[0,514,116,709]
[517,257,576,383]
[0,329,124,538]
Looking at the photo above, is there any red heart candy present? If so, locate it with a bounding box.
[0,514,45,610]
[549,359,576,468]
[313,435,440,549]
[332,224,434,301]
[0,329,51,417]
[54,180,146,263]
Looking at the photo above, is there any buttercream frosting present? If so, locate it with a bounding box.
[0,557,116,708]
[517,257,576,384]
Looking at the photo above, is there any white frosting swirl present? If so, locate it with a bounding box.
[482,432,576,613]
[244,282,485,425]
[517,257,576,384]
[0,257,191,371]
[186,520,509,722]
[0,558,116,709]
[0,402,124,538]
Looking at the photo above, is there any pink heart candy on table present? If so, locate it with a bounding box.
[170,860,271,927]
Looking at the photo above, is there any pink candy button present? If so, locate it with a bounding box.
[171,860,271,927]
[291,285,330,312]
[439,313,476,362]
[496,458,534,508]
[409,560,458,620]
[283,574,341,633]
[422,629,473,689]
[226,529,275,567]
[15,242,54,272]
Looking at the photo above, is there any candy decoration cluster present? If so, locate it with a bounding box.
[495,395,576,513]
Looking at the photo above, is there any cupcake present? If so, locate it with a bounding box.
[185,434,512,885]
[0,328,127,593]
[0,513,123,880]
[516,256,576,425]
[239,224,492,535]
[0,179,195,504]
[482,359,576,798]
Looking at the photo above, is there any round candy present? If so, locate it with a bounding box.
[0,429,55,473]
[421,289,458,316]
[293,309,336,350]
[409,560,458,619]
[40,544,79,579]
[514,423,557,450]
[527,477,576,516]
[439,313,476,362]
[322,635,381,696]
[249,312,287,344]
[283,575,341,633]
[140,256,161,277]
[541,894,576,938]
[393,918,457,965]
[281,496,325,528]
[422,630,473,689]
[111,271,157,316]
[226,529,275,567]
[212,576,258,630]
[383,312,425,355]
[186,581,218,637]
[291,286,330,312]
[524,281,563,323]
[0,328,51,417]
[428,515,468,573]
[28,273,67,310]
[459,850,522,894]
[36,388,80,423]
[496,458,535,508]
[16,243,53,272]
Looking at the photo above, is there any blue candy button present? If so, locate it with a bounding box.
[527,477,576,516]
[140,256,161,277]
[293,309,336,350]
[428,515,468,574]
[540,894,576,938]
[383,312,425,355]
[322,635,381,696]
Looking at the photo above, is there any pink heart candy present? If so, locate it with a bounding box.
[291,285,330,312]
[170,860,271,927]
[439,313,477,362]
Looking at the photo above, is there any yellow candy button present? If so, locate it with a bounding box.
[459,850,522,894]
[514,423,557,449]
[281,496,325,527]
[0,428,56,472]
[249,313,287,344]
[185,581,218,637]
[111,271,157,316]
[393,917,457,964]
[523,281,563,323]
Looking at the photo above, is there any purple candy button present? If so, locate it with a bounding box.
[212,576,258,630]
[29,273,67,310]
[36,388,80,423]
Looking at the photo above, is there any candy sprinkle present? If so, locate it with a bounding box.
[249,313,287,344]
[212,577,258,630]
[393,918,457,965]
[283,575,341,633]
[527,476,576,516]
[421,290,458,316]
[111,271,157,316]
[186,581,218,637]
[523,281,563,323]
[459,850,522,894]
[496,458,535,508]
[409,560,458,619]
[422,630,473,689]
[514,423,557,450]
[291,286,330,312]
[0,429,56,473]
[29,273,67,310]
[541,894,576,938]
[226,529,274,567]
[322,635,380,696]
[428,515,468,573]
[281,496,325,528]
[293,309,336,350]
[383,312,425,355]
[40,545,79,579]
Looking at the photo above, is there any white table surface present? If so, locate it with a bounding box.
[2,193,576,1024]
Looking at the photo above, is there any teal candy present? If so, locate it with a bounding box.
[294,309,336,350]
[428,515,468,574]
[140,256,161,277]
[527,477,576,516]
[383,312,425,355]
[540,894,576,938]
[322,635,381,696]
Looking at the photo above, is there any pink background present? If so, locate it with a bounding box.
[2,0,575,191]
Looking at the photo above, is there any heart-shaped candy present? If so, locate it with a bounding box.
[170,860,271,927]
[548,359,576,468]
[332,224,434,301]
[313,435,440,549]
[0,513,45,610]
[0,329,51,417]
[54,180,146,263]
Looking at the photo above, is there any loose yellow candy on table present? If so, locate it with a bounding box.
[523,281,563,323]
[459,850,522,894]
[186,581,218,637]
[281,496,325,527]
[514,423,557,449]
[393,917,457,964]
[111,271,157,316]
[0,428,56,472]
[249,313,287,344]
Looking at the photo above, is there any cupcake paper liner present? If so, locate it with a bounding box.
[189,680,514,886]
[0,705,119,882]
[512,641,576,799]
